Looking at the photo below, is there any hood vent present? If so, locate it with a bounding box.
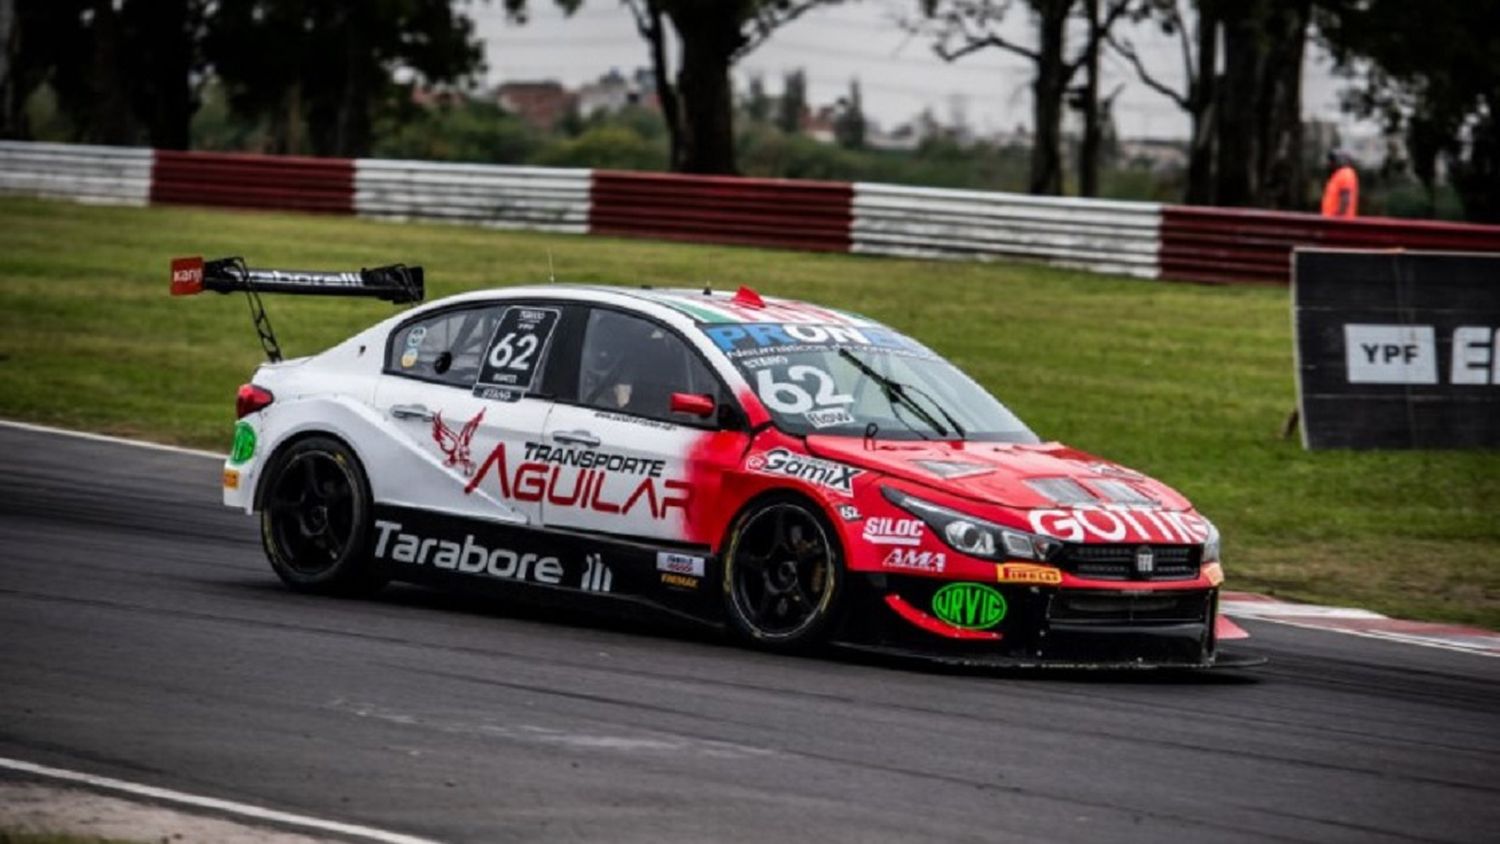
[1025,477,1097,506]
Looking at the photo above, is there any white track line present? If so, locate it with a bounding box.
[1233,617,1500,658]
[1219,600,1385,620]
[0,419,224,460]
[0,757,443,844]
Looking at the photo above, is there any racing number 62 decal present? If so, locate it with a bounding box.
[474,307,560,402]
[754,365,853,414]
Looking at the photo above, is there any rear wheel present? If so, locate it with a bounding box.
[722,496,844,650]
[260,436,385,595]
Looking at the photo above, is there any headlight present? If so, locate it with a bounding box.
[1201,519,1221,562]
[883,487,1061,562]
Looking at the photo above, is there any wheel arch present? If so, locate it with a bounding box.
[253,428,369,511]
[716,485,849,562]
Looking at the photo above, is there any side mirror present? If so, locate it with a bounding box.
[670,392,716,418]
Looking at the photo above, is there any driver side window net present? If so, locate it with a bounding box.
[577,309,720,423]
[388,306,501,387]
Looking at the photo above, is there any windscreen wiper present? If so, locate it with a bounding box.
[838,347,964,440]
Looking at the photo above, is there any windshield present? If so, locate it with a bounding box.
[701,319,1039,442]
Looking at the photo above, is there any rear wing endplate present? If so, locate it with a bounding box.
[170,255,425,363]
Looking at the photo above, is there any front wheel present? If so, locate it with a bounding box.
[260,436,386,595]
[722,496,844,650]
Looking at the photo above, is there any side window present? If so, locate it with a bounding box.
[388,305,501,388]
[577,309,722,423]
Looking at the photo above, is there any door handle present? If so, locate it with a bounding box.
[390,403,435,422]
[552,430,601,448]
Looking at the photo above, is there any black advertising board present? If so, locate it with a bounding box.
[1293,248,1500,449]
[474,306,560,402]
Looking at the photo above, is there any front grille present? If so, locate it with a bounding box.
[1056,543,1200,581]
[1047,589,1212,625]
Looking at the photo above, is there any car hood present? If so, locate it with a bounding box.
[805,436,1193,512]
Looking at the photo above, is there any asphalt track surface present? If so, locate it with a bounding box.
[1,425,1497,844]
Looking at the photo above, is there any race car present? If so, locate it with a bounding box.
[174,255,1252,668]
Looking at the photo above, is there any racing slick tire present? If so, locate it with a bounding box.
[721,494,845,651]
[259,435,387,596]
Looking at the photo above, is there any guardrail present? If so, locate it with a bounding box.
[1161,206,1500,284]
[853,183,1161,278]
[592,170,851,252]
[152,150,354,214]
[0,141,152,206]
[355,158,590,233]
[4,140,1499,284]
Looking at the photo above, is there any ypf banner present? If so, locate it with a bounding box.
[1293,248,1500,449]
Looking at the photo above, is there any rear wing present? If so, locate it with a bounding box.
[170,256,424,303]
[170,255,424,362]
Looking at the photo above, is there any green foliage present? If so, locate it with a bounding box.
[205,0,484,158]
[372,101,542,164]
[529,124,668,170]
[735,123,1030,190]
[4,196,1496,627]
[1320,0,1500,222]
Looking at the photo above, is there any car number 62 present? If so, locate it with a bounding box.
[755,365,854,413]
[488,332,539,371]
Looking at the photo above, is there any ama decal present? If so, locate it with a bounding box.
[464,440,691,520]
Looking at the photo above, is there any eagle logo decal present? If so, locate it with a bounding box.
[431,409,485,477]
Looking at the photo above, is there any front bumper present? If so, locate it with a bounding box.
[846,573,1229,667]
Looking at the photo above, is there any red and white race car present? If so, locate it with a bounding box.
[178,256,1249,668]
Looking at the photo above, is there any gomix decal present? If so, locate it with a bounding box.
[465,440,691,520]
[746,448,860,495]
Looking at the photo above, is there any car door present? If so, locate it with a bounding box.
[539,306,744,547]
[373,300,564,526]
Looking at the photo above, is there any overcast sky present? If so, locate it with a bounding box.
[469,0,1373,141]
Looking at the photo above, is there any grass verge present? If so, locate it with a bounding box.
[1,196,1495,628]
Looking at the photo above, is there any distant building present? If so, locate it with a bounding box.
[867,123,920,152]
[576,68,662,118]
[496,81,576,131]
[805,105,838,145]
[577,69,633,117]
[409,86,467,109]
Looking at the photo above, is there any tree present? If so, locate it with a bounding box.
[122,0,205,149]
[1320,0,1500,221]
[1108,0,1220,204]
[834,78,866,149]
[2,1,208,148]
[1214,0,1310,209]
[208,0,482,157]
[743,74,772,123]
[1074,0,1103,195]
[601,1,839,173]
[922,0,1133,196]
[778,68,807,134]
[0,0,17,137]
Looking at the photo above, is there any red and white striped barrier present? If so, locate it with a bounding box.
[4,140,1499,283]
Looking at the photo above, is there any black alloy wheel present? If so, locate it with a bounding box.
[723,498,844,649]
[261,436,385,595]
